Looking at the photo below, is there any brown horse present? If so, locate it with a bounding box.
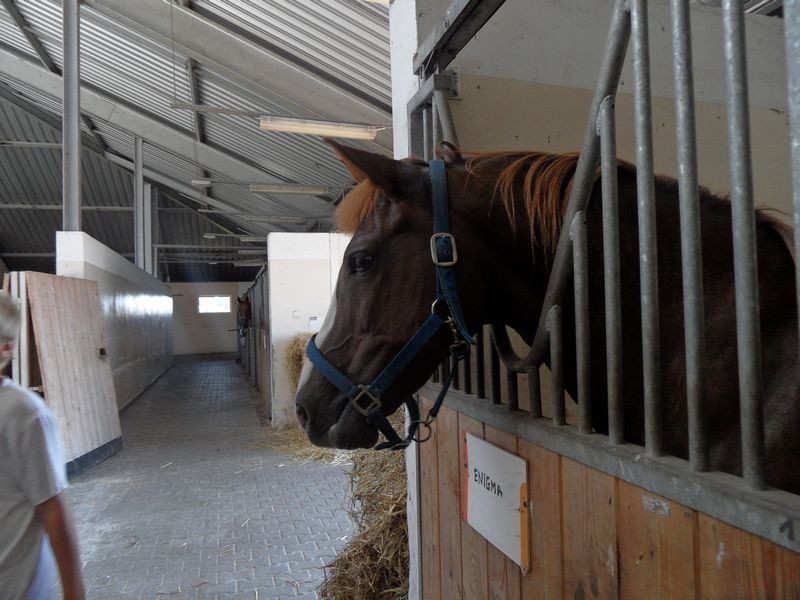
[294,140,800,494]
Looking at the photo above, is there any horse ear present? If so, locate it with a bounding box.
[325,138,422,198]
[436,141,464,165]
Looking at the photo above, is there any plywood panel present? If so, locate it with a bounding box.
[420,396,441,600]
[618,481,696,599]
[459,414,488,600]
[484,425,521,600]
[436,405,463,599]
[519,440,562,600]
[698,514,800,599]
[25,272,121,462]
[561,457,618,600]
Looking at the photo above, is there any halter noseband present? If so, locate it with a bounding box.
[306,159,474,450]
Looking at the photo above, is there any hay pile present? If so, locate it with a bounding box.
[256,424,351,465]
[285,331,314,396]
[320,414,409,600]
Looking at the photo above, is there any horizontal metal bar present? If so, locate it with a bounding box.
[407,73,457,117]
[1,252,134,258]
[0,140,62,148]
[0,204,133,211]
[427,383,800,554]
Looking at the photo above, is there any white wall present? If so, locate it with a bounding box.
[268,233,350,429]
[171,281,250,355]
[56,231,173,409]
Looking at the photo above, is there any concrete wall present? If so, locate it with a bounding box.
[170,281,250,355]
[267,233,350,429]
[56,231,173,409]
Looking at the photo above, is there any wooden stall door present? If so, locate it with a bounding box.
[25,272,121,462]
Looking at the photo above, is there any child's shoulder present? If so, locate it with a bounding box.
[0,380,51,430]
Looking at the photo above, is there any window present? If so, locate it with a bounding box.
[198,295,231,314]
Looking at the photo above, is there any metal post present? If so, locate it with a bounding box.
[722,0,765,489]
[547,305,565,426]
[490,342,501,404]
[671,0,707,471]
[422,107,432,162]
[62,0,81,232]
[785,0,800,349]
[599,96,623,444]
[143,183,153,274]
[433,88,460,148]
[631,0,663,457]
[571,211,592,434]
[527,367,542,418]
[151,187,160,275]
[134,136,145,269]
[432,100,442,151]
[463,346,472,395]
[505,366,518,411]
[476,327,486,399]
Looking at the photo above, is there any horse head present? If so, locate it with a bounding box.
[294,140,501,449]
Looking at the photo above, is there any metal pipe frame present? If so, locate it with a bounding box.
[671,0,708,472]
[785,0,800,349]
[62,0,81,232]
[134,137,145,269]
[527,367,542,419]
[547,305,565,426]
[433,88,460,148]
[490,342,501,405]
[571,211,592,434]
[722,0,765,490]
[631,0,663,457]
[599,96,624,445]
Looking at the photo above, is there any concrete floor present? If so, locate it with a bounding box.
[65,355,352,600]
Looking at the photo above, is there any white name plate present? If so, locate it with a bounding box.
[462,433,530,572]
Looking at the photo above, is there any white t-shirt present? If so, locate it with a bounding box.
[0,378,68,600]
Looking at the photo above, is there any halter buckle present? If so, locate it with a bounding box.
[351,385,381,416]
[430,233,458,267]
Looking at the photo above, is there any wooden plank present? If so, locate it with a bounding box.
[459,413,488,600]
[25,272,120,462]
[437,405,464,599]
[698,514,800,599]
[518,440,562,600]
[419,395,441,600]
[561,457,618,600]
[618,481,696,599]
[484,425,521,600]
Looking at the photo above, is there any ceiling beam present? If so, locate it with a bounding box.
[0,48,334,217]
[0,204,132,211]
[84,0,392,151]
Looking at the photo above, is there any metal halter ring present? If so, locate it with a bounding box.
[351,385,381,416]
[410,420,433,443]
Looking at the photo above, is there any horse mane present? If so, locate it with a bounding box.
[335,180,380,234]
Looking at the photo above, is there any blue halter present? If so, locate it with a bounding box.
[306,159,474,450]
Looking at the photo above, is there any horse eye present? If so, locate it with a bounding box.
[351,252,374,273]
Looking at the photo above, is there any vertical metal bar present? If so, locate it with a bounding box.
[631,0,663,456]
[422,106,432,162]
[785,0,800,350]
[547,305,565,425]
[10,272,20,383]
[505,366,518,411]
[432,99,442,153]
[490,341,501,405]
[452,356,461,391]
[62,0,81,232]
[671,0,708,471]
[599,96,624,444]
[134,136,145,269]
[143,182,153,274]
[19,272,29,389]
[476,327,486,399]
[571,211,592,434]
[433,88,460,147]
[151,188,160,275]
[722,0,765,489]
[463,347,473,395]
[527,367,542,418]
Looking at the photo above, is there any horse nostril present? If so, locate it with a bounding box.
[296,404,309,428]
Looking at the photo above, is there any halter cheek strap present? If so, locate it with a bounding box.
[306,159,473,450]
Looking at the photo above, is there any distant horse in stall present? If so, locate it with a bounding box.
[294,139,800,495]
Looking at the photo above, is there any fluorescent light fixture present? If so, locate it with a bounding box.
[202,233,269,243]
[207,261,218,265]
[249,183,330,195]
[241,215,308,224]
[239,236,268,243]
[203,233,216,239]
[259,116,384,140]
[237,249,267,255]
[191,178,212,187]
[233,261,266,267]
[362,0,390,4]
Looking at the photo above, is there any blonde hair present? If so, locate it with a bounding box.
[0,291,20,345]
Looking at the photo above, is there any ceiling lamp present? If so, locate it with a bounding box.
[249,183,330,195]
[241,215,309,224]
[259,116,384,140]
[190,178,212,187]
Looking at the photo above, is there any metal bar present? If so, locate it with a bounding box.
[571,211,592,434]
[632,0,663,456]
[143,182,153,274]
[0,204,132,211]
[599,96,623,445]
[414,0,507,76]
[500,0,631,370]
[785,0,800,350]
[406,73,457,116]
[18,272,28,388]
[151,188,160,275]
[547,305,565,426]
[527,367,542,418]
[0,141,63,148]
[476,327,486,399]
[134,136,145,269]
[452,356,461,391]
[490,341,501,405]
[433,88,460,147]
[422,106,432,162]
[463,348,473,395]
[62,0,81,232]
[9,272,20,383]
[505,366,518,411]
[432,100,442,150]
[430,384,800,555]
[722,0,765,489]
[672,0,708,471]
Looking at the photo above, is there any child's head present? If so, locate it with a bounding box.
[0,292,19,370]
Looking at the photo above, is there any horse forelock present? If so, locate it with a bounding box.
[335,180,380,233]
